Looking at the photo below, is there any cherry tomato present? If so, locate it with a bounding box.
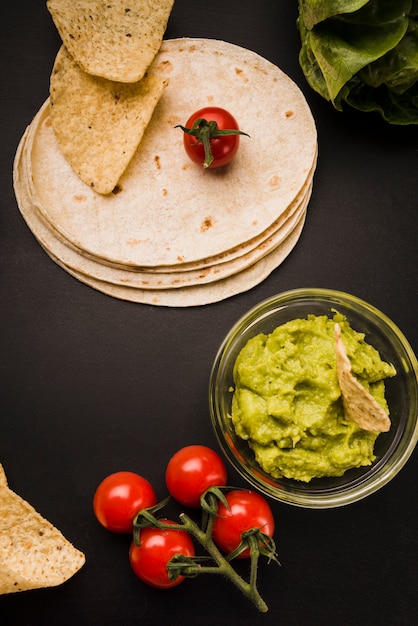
[129,521,195,589]
[165,445,227,508]
[93,471,157,533]
[181,107,245,168]
[212,490,275,558]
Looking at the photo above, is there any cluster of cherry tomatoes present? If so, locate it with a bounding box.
[93,445,275,590]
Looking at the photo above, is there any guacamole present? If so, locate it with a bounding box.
[231,313,396,482]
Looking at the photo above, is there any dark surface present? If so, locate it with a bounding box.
[1,2,418,625]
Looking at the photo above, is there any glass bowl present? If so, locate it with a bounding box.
[209,288,418,508]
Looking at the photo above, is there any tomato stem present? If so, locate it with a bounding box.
[175,118,249,168]
[248,535,261,591]
[178,512,269,613]
[133,508,269,612]
[132,488,277,613]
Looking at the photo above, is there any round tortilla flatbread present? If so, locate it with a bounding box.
[14,132,306,305]
[22,98,316,275]
[25,38,317,269]
[15,123,311,289]
[45,216,306,307]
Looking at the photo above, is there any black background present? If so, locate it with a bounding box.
[1,2,418,625]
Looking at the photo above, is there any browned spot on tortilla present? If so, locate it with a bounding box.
[177,255,185,262]
[167,114,181,125]
[73,194,87,203]
[156,59,173,74]
[235,67,249,83]
[269,175,281,188]
[200,216,215,232]
[285,110,294,118]
[162,188,168,196]
[154,155,161,169]
[126,238,148,246]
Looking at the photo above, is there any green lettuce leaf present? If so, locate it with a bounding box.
[298,0,418,123]
[359,19,418,93]
[344,75,418,123]
[299,0,369,30]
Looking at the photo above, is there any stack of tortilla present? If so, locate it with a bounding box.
[14,38,317,307]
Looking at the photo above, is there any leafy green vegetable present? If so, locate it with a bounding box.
[298,0,418,123]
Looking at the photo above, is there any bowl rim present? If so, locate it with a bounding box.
[209,288,418,508]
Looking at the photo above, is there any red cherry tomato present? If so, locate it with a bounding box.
[165,445,228,507]
[93,471,157,533]
[181,107,244,168]
[129,521,195,589]
[212,490,275,558]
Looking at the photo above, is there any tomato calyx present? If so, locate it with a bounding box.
[132,496,171,543]
[132,487,278,613]
[199,485,228,517]
[176,118,249,168]
[226,527,278,563]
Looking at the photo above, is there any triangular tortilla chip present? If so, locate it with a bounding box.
[46,0,174,83]
[49,45,169,194]
[0,465,85,594]
[0,464,7,488]
[335,323,391,433]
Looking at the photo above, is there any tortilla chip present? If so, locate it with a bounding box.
[0,465,7,488]
[0,467,85,594]
[49,44,169,194]
[335,323,391,433]
[46,0,174,83]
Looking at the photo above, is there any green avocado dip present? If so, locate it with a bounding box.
[231,313,396,482]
